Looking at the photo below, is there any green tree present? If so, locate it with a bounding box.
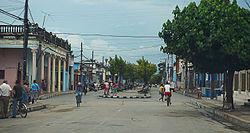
[109,55,126,83]
[149,73,163,85]
[136,57,157,84]
[124,63,138,83]
[159,0,250,109]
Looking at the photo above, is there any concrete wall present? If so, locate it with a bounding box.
[0,48,23,87]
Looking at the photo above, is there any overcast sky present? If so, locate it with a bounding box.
[1,0,249,64]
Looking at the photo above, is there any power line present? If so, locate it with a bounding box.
[28,7,35,23]
[5,6,23,12]
[83,45,161,52]
[9,0,24,4]
[11,8,24,25]
[0,20,11,25]
[54,32,159,39]
[0,8,24,21]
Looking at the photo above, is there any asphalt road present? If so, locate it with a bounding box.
[0,88,245,133]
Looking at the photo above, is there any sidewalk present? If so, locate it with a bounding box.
[29,90,74,111]
[38,90,74,100]
[176,90,250,130]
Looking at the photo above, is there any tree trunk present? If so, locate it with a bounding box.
[225,69,235,110]
[185,60,188,94]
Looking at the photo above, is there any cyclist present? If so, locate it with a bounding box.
[75,82,83,107]
[11,80,23,118]
[164,81,172,105]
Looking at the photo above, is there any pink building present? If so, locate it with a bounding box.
[0,49,23,87]
[0,24,74,92]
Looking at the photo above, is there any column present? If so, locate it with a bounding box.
[31,49,37,81]
[238,71,242,94]
[47,55,51,93]
[51,56,56,93]
[58,58,61,93]
[66,60,70,91]
[40,52,45,81]
[71,66,74,90]
[246,70,249,95]
[63,59,66,92]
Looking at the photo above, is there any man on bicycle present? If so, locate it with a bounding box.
[164,81,172,105]
[11,80,23,118]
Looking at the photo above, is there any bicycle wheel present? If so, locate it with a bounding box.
[166,97,170,106]
[9,103,13,117]
[19,103,28,118]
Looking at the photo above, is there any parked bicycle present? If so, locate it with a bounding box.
[9,101,28,118]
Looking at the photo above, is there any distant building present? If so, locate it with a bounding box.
[74,60,108,86]
[175,58,250,99]
[0,24,74,92]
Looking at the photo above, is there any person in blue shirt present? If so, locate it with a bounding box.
[31,80,40,104]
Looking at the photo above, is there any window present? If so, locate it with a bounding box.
[0,70,5,79]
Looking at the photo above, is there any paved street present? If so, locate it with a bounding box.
[0,88,246,133]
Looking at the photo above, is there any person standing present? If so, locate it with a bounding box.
[41,79,47,94]
[12,80,23,118]
[31,80,40,104]
[0,80,12,118]
[23,82,30,104]
[104,81,109,96]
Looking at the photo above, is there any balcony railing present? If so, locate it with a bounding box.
[0,24,71,51]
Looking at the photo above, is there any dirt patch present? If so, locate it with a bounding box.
[53,107,75,113]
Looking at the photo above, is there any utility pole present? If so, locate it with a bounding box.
[22,0,29,83]
[80,42,83,83]
[167,54,170,82]
[91,51,94,82]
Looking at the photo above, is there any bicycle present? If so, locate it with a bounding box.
[165,95,171,106]
[9,100,28,118]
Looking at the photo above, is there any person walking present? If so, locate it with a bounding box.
[31,80,40,104]
[113,82,118,96]
[75,82,83,107]
[0,80,12,118]
[158,83,165,102]
[11,80,23,118]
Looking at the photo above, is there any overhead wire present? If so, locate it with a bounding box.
[29,7,35,23]
[54,32,159,39]
[10,8,24,25]
[0,20,11,25]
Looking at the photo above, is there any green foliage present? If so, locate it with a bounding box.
[124,63,138,82]
[108,56,157,84]
[159,0,250,73]
[136,57,157,83]
[108,55,126,76]
[149,73,162,84]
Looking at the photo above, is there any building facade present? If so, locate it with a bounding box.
[74,60,107,86]
[0,24,74,92]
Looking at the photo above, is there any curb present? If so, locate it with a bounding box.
[39,91,74,100]
[190,99,250,130]
[27,104,47,112]
[98,95,151,99]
